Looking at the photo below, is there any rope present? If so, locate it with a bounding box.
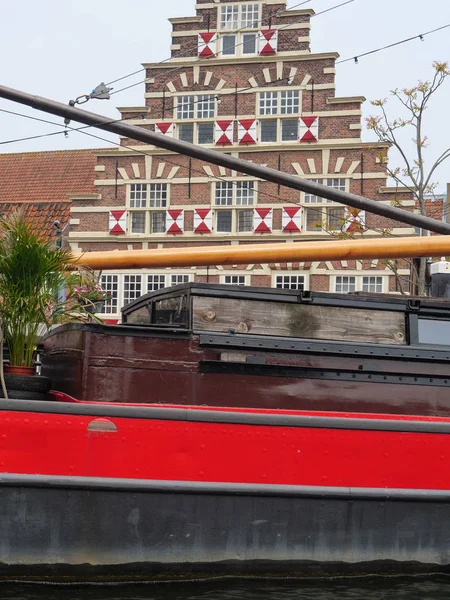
[0,318,8,400]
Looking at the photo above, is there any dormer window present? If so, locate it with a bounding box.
[220,3,260,31]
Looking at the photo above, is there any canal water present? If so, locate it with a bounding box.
[3,577,450,599]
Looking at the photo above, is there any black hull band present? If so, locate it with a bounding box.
[0,478,449,580]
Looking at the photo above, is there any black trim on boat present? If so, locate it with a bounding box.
[0,473,449,502]
[2,399,450,434]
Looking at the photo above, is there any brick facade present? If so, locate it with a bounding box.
[67,0,419,320]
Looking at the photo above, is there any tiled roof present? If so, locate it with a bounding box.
[0,149,98,203]
[0,202,71,240]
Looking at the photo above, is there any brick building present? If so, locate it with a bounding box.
[67,0,417,319]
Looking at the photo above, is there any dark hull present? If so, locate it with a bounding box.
[42,323,450,416]
[0,475,450,581]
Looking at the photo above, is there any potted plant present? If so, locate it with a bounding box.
[67,270,109,314]
[0,208,96,397]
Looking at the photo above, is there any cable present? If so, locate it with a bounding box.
[337,23,450,65]
[0,106,403,239]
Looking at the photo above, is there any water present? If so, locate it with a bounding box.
[3,577,450,599]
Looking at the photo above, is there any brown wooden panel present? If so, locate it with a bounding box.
[193,297,406,345]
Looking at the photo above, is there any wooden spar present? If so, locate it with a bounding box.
[71,236,450,270]
[1,83,450,235]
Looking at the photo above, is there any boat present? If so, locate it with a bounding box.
[0,282,447,581]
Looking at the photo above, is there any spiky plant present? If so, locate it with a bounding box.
[0,208,75,367]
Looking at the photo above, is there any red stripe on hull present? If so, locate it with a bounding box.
[1,408,450,490]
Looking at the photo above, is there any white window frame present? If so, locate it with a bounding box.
[218,30,259,57]
[221,275,249,286]
[303,179,348,232]
[213,181,256,207]
[259,91,300,116]
[123,274,143,306]
[219,3,260,31]
[333,275,386,294]
[99,274,119,315]
[130,184,147,208]
[170,274,192,287]
[128,184,170,235]
[147,274,167,293]
[175,95,216,121]
[273,273,308,291]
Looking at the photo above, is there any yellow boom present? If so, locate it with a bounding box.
[71,236,450,270]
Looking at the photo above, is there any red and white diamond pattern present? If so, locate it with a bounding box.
[109,210,127,235]
[198,32,218,58]
[155,122,174,137]
[215,120,234,146]
[282,207,303,233]
[299,117,319,142]
[166,210,184,235]
[345,207,366,233]
[194,209,212,234]
[238,119,257,145]
[254,208,273,234]
[259,29,278,56]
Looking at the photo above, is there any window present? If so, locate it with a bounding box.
[242,33,257,54]
[178,123,194,144]
[418,319,450,346]
[335,276,356,294]
[223,275,247,286]
[130,184,147,208]
[149,184,167,208]
[100,275,119,314]
[281,119,299,142]
[198,122,214,144]
[177,96,194,119]
[237,210,253,232]
[215,182,234,206]
[124,275,142,305]
[197,95,215,119]
[236,181,254,206]
[304,179,348,232]
[260,119,277,142]
[362,276,383,293]
[222,34,237,56]
[171,274,191,286]
[259,91,300,116]
[147,275,166,293]
[216,210,233,233]
[152,212,166,234]
[220,4,259,30]
[131,212,146,234]
[275,275,305,291]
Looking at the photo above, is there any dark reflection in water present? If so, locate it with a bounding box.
[2,577,450,600]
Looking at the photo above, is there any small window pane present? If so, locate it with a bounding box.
[131,212,146,234]
[152,212,166,233]
[197,95,215,119]
[280,91,299,115]
[130,184,147,208]
[281,119,298,142]
[100,275,118,314]
[260,120,277,142]
[178,123,194,144]
[222,34,237,55]
[237,210,253,232]
[243,33,257,54]
[275,275,305,291]
[215,182,233,206]
[198,122,214,144]
[149,184,167,208]
[362,276,383,293]
[236,181,254,205]
[304,180,324,204]
[224,275,247,286]
[124,275,142,305]
[259,92,278,115]
[177,96,194,119]
[335,276,356,294]
[216,211,232,233]
[327,207,345,230]
[241,4,259,28]
[418,319,450,346]
[306,208,322,231]
[147,275,166,292]
[221,5,238,29]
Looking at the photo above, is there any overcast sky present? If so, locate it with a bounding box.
[0,0,449,192]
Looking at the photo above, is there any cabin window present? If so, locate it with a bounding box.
[153,295,188,326]
[418,319,450,346]
[126,305,152,326]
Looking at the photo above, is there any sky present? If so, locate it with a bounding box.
[0,0,449,192]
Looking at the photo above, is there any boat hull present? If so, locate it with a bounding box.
[0,399,449,579]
